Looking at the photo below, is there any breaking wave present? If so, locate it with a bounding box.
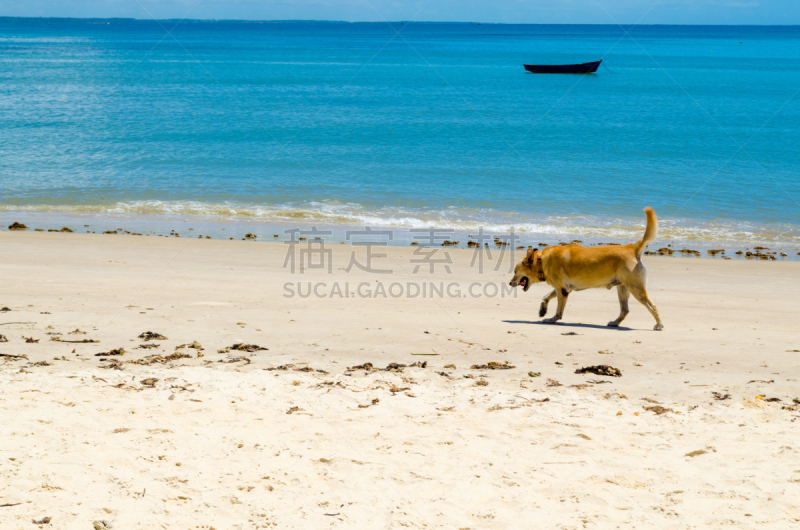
[3,200,800,248]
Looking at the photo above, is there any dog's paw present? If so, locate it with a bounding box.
[607,321,619,327]
[654,323,664,331]
[539,305,547,317]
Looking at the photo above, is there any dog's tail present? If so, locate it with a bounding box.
[634,207,658,258]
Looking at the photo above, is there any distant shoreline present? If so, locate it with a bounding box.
[1,209,797,261]
[2,204,799,248]
[2,17,799,27]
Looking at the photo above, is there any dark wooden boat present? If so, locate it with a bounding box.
[524,60,601,74]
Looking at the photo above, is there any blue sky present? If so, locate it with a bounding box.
[0,0,797,25]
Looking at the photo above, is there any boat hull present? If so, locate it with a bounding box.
[523,60,602,74]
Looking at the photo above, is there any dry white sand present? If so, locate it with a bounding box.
[1,231,799,529]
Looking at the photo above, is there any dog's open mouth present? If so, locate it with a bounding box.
[519,276,530,291]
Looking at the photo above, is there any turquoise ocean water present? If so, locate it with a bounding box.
[1,19,799,249]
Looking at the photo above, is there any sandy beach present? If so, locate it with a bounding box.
[1,231,799,529]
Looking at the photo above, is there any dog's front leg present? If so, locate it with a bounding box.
[543,288,568,323]
[539,289,557,317]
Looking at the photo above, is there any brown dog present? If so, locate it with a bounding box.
[509,208,663,330]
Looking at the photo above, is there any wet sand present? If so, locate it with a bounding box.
[1,231,799,528]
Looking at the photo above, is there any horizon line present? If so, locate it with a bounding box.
[1,16,799,27]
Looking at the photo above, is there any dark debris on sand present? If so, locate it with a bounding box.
[643,405,674,415]
[129,352,192,365]
[1,353,28,360]
[99,360,124,370]
[217,356,252,365]
[226,343,269,353]
[575,365,622,377]
[138,331,168,341]
[266,364,328,373]
[51,337,98,343]
[95,348,125,357]
[100,352,194,369]
[471,361,515,370]
[358,398,380,408]
[347,361,427,373]
[175,341,203,350]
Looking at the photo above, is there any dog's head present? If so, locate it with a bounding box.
[509,247,540,292]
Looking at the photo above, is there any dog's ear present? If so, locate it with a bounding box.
[524,247,536,266]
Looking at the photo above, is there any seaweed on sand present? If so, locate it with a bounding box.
[575,365,622,377]
[1,353,28,360]
[217,356,252,365]
[643,405,674,415]
[228,343,268,352]
[471,361,515,370]
[129,352,192,365]
[347,361,424,373]
[51,337,98,343]
[95,348,125,357]
[138,331,167,341]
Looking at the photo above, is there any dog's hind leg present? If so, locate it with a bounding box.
[608,285,630,327]
[539,289,557,317]
[543,288,568,323]
[628,286,664,331]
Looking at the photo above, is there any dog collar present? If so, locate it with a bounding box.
[536,254,546,282]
